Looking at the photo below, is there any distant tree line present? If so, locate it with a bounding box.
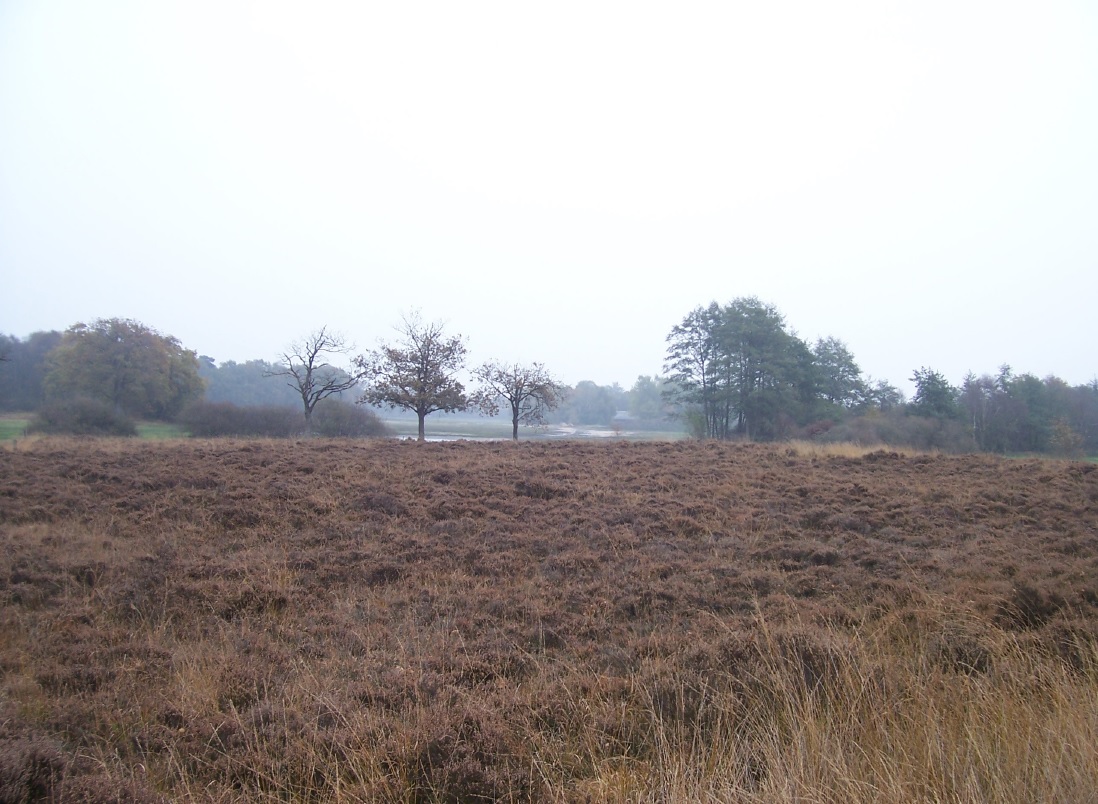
[1,307,1095,454]
[663,297,1097,456]
[0,320,380,439]
[0,330,63,411]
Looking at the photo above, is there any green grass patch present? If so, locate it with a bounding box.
[382,416,519,440]
[135,421,189,439]
[0,416,29,440]
[0,415,185,440]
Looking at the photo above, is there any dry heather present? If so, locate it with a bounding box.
[1,438,1097,802]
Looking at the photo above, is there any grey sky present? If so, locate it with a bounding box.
[2,2,1096,395]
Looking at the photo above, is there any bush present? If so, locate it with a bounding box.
[177,401,301,438]
[178,400,389,438]
[819,411,975,453]
[27,398,137,436]
[1049,418,1085,458]
[311,400,389,437]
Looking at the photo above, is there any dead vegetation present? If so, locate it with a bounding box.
[1,438,1097,801]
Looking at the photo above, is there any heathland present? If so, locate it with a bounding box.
[2,438,1097,802]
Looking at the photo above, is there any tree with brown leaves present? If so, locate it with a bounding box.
[355,313,468,441]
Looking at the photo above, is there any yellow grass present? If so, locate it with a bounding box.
[783,439,927,458]
[571,607,1098,803]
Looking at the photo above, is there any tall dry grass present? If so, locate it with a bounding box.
[783,439,928,459]
[77,603,1092,802]
[563,606,1098,803]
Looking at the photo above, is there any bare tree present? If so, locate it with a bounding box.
[355,313,468,441]
[472,360,563,440]
[266,327,364,437]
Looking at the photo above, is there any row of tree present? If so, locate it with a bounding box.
[192,319,672,437]
[0,319,665,441]
[662,297,1097,455]
[2,304,1095,453]
[912,365,1098,456]
[0,316,568,441]
[274,316,565,440]
[199,359,655,431]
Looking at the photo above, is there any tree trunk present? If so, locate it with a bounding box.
[417,413,426,441]
[304,409,314,438]
[512,413,519,441]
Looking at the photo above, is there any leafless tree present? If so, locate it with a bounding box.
[266,326,364,437]
[355,313,468,441]
[472,360,563,440]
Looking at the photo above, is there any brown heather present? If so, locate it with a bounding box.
[1,438,1097,802]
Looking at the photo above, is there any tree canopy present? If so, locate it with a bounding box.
[812,336,866,410]
[44,318,204,420]
[664,298,821,439]
[909,367,959,420]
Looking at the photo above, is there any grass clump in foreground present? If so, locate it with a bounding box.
[1,439,1096,801]
[586,610,1098,802]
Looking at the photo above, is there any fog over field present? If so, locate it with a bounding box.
[1,3,1096,393]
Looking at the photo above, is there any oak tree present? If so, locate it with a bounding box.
[266,327,365,437]
[356,313,468,441]
[472,360,563,440]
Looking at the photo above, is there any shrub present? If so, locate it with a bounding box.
[311,399,389,437]
[177,400,389,438]
[177,401,301,438]
[27,397,137,436]
[1049,418,1085,458]
[0,731,65,802]
[818,411,974,453]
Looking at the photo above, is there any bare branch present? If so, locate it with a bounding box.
[266,326,364,437]
[473,359,563,440]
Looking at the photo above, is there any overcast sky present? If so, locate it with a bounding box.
[2,2,1096,395]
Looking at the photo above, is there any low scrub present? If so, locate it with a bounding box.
[2,441,1096,800]
[820,410,975,452]
[179,399,388,438]
[26,397,137,436]
[178,401,300,437]
[310,399,389,437]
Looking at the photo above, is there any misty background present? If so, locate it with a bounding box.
[1,2,1096,395]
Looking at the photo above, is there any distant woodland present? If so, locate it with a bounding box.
[1,303,1095,455]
